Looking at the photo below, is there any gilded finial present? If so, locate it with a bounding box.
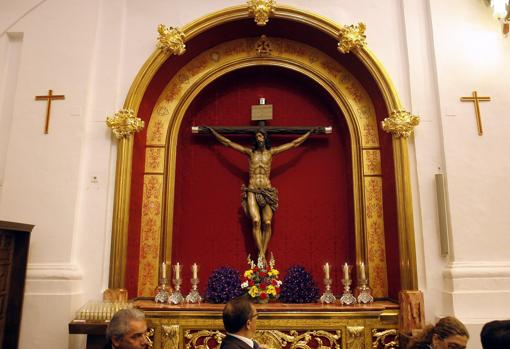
[106,109,145,139]
[247,0,275,26]
[381,110,420,138]
[156,24,186,55]
[337,23,367,54]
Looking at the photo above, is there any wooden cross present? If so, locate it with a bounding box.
[192,98,332,135]
[460,91,491,136]
[35,89,65,134]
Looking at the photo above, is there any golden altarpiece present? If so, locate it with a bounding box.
[70,2,423,349]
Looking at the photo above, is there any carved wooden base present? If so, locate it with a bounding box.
[138,301,399,349]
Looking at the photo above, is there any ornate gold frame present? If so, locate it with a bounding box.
[109,4,417,293]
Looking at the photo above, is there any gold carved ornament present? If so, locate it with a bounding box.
[372,329,399,349]
[247,0,275,26]
[347,326,365,349]
[184,329,342,349]
[381,110,420,138]
[145,328,155,348]
[184,330,225,349]
[162,325,179,349]
[337,23,367,54]
[106,109,145,139]
[255,35,273,56]
[156,24,186,55]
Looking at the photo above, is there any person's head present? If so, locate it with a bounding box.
[253,128,271,150]
[106,308,149,349]
[430,316,469,349]
[481,319,510,349]
[408,316,469,349]
[222,296,258,338]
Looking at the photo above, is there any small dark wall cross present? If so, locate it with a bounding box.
[35,89,65,134]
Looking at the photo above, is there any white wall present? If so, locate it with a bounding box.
[0,0,508,348]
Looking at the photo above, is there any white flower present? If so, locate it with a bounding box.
[276,280,282,287]
[241,281,249,289]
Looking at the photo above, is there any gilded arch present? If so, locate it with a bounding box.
[109,4,418,296]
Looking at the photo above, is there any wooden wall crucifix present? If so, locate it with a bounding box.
[192,98,332,259]
[35,89,65,134]
[460,91,491,136]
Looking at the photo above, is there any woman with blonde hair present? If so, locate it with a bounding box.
[407,316,469,349]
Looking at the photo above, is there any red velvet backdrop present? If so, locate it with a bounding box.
[124,18,401,299]
[172,66,354,295]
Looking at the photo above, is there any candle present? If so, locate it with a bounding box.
[192,263,198,279]
[161,262,166,279]
[175,262,181,279]
[343,262,350,280]
[359,262,366,280]
[323,263,330,279]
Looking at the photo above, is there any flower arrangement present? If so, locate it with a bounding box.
[279,265,320,303]
[241,254,282,303]
[205,267,244,304]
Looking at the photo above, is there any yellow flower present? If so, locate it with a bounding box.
[248,286,259,297]
[244,270,253,278]
[266,285,276,296]
[268,268,279,276]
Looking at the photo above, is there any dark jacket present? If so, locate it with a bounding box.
[220,335,253,349]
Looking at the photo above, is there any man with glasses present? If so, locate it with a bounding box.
[220,296,265,349]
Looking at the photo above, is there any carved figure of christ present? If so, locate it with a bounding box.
[192,123,331,259]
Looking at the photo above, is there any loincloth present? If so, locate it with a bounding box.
[241,184,279,213]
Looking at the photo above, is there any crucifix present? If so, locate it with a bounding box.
[460,91,491,136]
[35,89,65,134]
[192,98,332,259]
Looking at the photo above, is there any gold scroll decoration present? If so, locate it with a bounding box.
[372,329,399,349]
[364,177,388,297]
[161,325,179,349]
[106,109,144,139]
[338,23,367,54]
[363,150,382,175]
[184,329,342,349]
[157,24,186,55]
[381,110,420,138]
[247,0,275,26]
[137,174,164,295]
[146,328,155,349]
[185,330,225,349]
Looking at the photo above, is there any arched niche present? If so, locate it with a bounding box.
[108,5,417,299]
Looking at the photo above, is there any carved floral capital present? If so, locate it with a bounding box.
[337,22,367,54]
[381,110,420,138]
[156,24,186,55]
[248,0,275,26]
[106,109,145,139]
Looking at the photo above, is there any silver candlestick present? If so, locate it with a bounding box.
[169,263,184,304]
[186,277,202,303]
[356,278,374,304]
[169,277,184,304]
[340,278,357,305]
[154,277,171,303]
[155,262,171,303]
[320,277,336,304]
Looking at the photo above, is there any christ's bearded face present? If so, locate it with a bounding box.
[256,132,265,147]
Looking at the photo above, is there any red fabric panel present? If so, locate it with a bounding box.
[172,67,354,295]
